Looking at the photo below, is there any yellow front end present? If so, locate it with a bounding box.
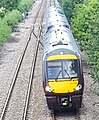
[48,78,78,93]
[46,54,82,110]
[47,54,79,94]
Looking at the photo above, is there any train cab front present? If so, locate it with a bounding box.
[43,54,84,110]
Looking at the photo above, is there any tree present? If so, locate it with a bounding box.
[0,0,20,10]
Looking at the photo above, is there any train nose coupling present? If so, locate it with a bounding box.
[61,98,68,106]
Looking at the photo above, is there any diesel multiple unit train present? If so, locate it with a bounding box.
[43,1,84,110]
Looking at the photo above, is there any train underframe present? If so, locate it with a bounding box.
[46,94,82,110]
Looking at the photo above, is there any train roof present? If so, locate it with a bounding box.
[47,14,67,21]
[45,22,70,34]
[47,6,64,13]
[43,27,80,59]
[46,15,70,31]
[48,9,64,14]
[46,6,70,31]
[47,19,69,27]
[44,27,76,46]
[47,13,66,19]
[47,6,64,18]
[43,5,80,60]
[45,25,70,37]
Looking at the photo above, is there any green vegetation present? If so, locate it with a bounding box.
[0,0,20,11]
[59,0,99,84]
[0,19,11,44]
[59,0,83,23]
[0,0,34,44]
[4,10,22,29]
[0,7,6,18]
[18,0,33,13]
[72,0,99,82]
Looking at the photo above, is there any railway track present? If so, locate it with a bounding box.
[22,26,42,120]
[0,0,45,120]
[22,0,46,119]
[51,110,56,120]
[51,110,81,120]
[75,111,81,120]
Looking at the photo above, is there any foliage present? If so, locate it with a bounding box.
[58,0,84,23]
[0,0,20,11]
[71,0,99,81]
[59,0,99,82]
[3,10,22,29]
[17,0,34,13]
[0,18,11,44]
[0,7,6,18]
[0,0,34,44]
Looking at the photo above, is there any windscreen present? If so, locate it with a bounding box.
[47,60,78,79]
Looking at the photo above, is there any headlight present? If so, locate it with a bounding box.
[75,84,82,91]
[45,86,52,92]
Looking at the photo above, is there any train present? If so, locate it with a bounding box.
[42,1,84,110]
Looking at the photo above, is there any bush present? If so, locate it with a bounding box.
[0,19,11,44]
[3,9,22,29]
[59,0,84,23]
[71,0,99,82]
[0,0,20,11]
[59,0,99,82]
[18,0,34,13]
[0,7,6,18]
[0,0,34,45]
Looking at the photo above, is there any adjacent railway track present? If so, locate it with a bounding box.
[0,0,45,120]
[22,26,42,120]
[22,0,46,119]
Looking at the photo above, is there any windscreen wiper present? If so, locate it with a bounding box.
[64,69,72,80]
[55,70,62,81]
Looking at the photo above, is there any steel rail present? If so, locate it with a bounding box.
[22,26,42,120]
[75,111,81,120]
[22,0,46,119]
[0,24,32,120]
[38,0,47,47]
[31,0,44,37]
[0,1,44,120]
[51,110,56,120]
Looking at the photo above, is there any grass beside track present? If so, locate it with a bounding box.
[0,0,34,45]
